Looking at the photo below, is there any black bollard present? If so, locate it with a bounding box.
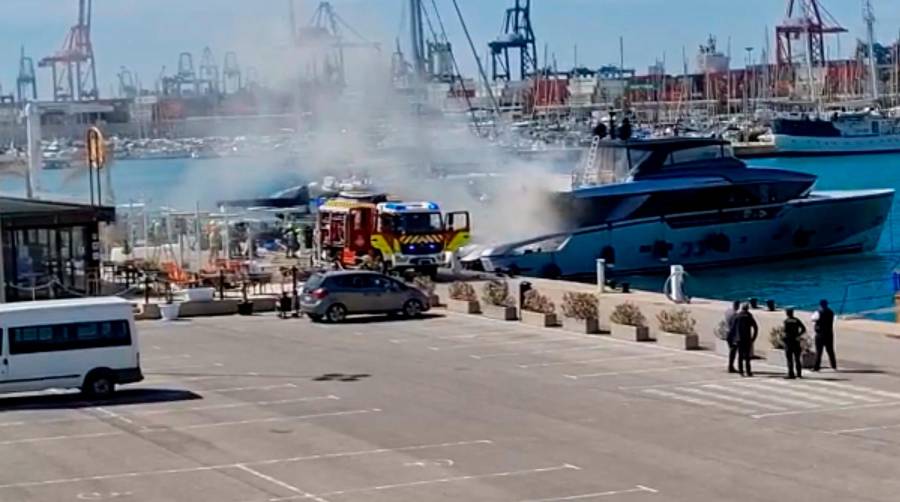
[766,299,776,312]
[218,269,225,301]
[621,282,630,293]
[749,298,759,309]
[519,281,532,310]
[291,266,300,318]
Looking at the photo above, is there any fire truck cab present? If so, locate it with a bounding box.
[371,202,471,275]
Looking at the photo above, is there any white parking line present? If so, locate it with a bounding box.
[565,363,722,380]
[829,423,900,435]
[0,439,493,490]
[471,345,611,360]
[236,464,329,502]
[0,395,338,428]
[518,353,672,369]
[311,464,582,498]
[430,337,556,351]
[93,407,136,425]
[143,354,192,363]
[203,383,299,393]
[753,400,900,419]
[0,408,379,446]
[521,485,659,501]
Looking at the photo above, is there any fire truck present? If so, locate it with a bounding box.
[315,192,471,275]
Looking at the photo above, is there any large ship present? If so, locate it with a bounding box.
[772,110,900,156]
[469,137,893,278]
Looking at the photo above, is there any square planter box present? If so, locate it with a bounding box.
[611,323,650,342]
[521,310,558,328]
[767,348,816,369]
[657,331,700,350]
[561,317,603,334]
[482,304,517,321]
[447,299,480,314]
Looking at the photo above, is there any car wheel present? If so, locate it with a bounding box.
[403,299,424,318]
[326,304,348,323]
[82,370,116,399]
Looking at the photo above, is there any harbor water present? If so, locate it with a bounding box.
[2,152,900,320]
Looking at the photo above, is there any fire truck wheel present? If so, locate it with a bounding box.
[403,299,424,318]
[325,304,348,323]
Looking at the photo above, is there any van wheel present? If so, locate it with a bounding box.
[403,299,424,318]
[82,371,116,399]
[326,304,347,323]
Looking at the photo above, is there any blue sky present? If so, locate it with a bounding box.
[2,0,900,99]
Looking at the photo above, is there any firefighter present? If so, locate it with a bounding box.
[733,303,758,377]
[783,308,807,379]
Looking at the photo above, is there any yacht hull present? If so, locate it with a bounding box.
[477,189,894,278]
[773,134,900,156]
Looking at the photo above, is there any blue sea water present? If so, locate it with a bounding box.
[2,152,900,318]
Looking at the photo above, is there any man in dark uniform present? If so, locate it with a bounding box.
[724,300,740,373]
[813,299,837,371]
[783,308,807,379]
[734,303,758,377]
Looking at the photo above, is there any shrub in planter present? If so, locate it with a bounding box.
[610,302,649,341]
[521,289,558,327]
[449,281,477,302]
[714,319,732,356]
[768,325,815,368]
[656,308,699,350]
[481,279,517,320]
[412,275,440,306]
[482,279,514,307]
[561,291,601,334]
[447,281,479,314]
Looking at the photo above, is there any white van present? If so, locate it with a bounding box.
[0,297,142,398]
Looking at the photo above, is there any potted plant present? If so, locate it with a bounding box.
[185,283,216,302]
[767,326,816,369]
[610,302,649,341]
[480,279,517,321]
[159,282,180,321]
[447,281,480,314]
[560,291,602,334]
[656,308,700,350]
[237,280,254,316]
[413,275,440,307]
[520,289,558,327]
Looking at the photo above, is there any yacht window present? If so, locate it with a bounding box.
[666,146,724,165]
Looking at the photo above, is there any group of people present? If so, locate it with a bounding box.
[724,299,837,379]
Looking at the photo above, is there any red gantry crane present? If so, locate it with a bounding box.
[39,0,99,101]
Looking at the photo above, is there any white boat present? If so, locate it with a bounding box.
[772,110,900,156]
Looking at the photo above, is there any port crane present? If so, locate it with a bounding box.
[488,0,537,81]
[39,0,99,101]
[775,0,846,93]
[290,1,381,89]
[16,47,37,103]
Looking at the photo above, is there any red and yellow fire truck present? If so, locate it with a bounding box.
[315,192,471,275]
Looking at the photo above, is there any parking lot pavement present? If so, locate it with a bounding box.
[5,312,900,501]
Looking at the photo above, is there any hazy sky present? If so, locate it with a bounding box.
[2,0,899,99]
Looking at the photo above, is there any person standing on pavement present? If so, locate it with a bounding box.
[724,300,740,373]
[734,303,758,377]
[812,299,837,371]
[782,308,807,379]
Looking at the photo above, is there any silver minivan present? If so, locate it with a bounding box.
[300,271,431,323]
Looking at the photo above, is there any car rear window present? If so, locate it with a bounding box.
[303,274,325,291]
